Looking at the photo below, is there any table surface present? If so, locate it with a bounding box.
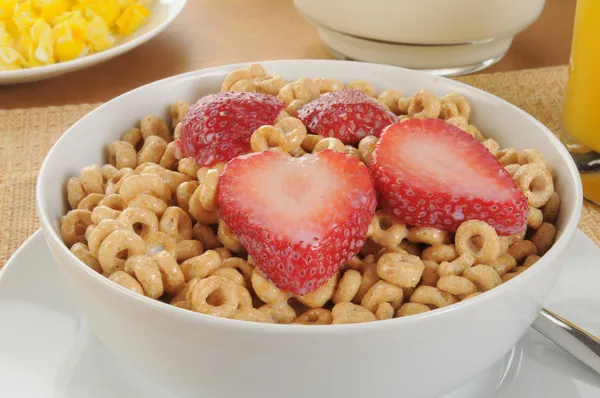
[0,0,577,110]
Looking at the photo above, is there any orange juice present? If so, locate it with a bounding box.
[562,0,600,204]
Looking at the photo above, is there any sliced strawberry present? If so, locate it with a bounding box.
[371,118,529,235]
[297,88,397,144]
[175,91,284,166]
[218,150,377,294]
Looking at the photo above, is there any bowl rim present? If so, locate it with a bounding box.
[0,0,188,82]
[36,59,583,334]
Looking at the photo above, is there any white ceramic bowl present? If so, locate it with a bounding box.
[293,0,546,75]
[0,0,187,85]
[36,60,582,398]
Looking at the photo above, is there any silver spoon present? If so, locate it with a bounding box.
[531,308,600,374]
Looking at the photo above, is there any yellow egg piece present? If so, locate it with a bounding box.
[39,0,71,23]
[52,21,87,62]
[75,0,120,28]
[116,3,149,36]
[0,0,16,21]
[0,21,13,46]
[29,18,54,64]
[83,8,114,52]
[0,45,26,70]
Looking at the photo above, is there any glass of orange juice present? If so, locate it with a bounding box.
[562,0,600,205]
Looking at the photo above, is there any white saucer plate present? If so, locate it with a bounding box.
[0,229,599,397]
[0,0,187,85]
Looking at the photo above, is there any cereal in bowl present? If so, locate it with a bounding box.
[60,64,560,325]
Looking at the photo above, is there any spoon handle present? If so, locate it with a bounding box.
[531,308,600,374]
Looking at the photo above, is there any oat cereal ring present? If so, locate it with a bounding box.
[170,277,199,306]
[523,255,541,268]
[353,261,380,304]
[218,220,244,252]
[410,285,457,308]
[251,268,290,304]
[179,250,222,281]
[121,128,143,149]
[358,136,379,167]
[518,149,546,166]
[70,243,102,273]
[176,181,199,215]
[86,219,129,256]
[332,302,376,324]
[465,125,486,142]
[396,97,412,115]
[237,285,254,309]
[170,101,190,128]
[445,116,469,131]
[395,302,431,317]
[80,165,104,195]
[98,229,146,275]
[438,97,459,120]
[443,94,471,120]
[503,164,520,177]
[212,267,245,286]
[527,207,544,230]
[221,64,267,92]
[463,264,502,292]
[289,147,308,157]
[377,89,402,114]
[333,269,362,304]
[109,271,144,295]
[158,142,178,170]
[437,253,475,277]
[361,280,403,313]
[215,247,233,260]
[259,303,297,324]
[233,308,272,323]
[67,177,86,209]
[176,240,204,263]
[128,194,168,219]
[541,192,560,223]
[342,256,364,272]
[256,75,287,96]
[496,148,519,166]
[124,255,164,299]
[347,80,376,97]
[118,206,159,237]
[221,257,254,286]
[313,137,347,153]
[190,276,240,318]
[153,251,185,295]
[486,253,517,277]
[101,164,119,181]
[77,193,105,211]
[314,78,344,94]
[144,231,177,258]
[296,273,339,308]
[98,194,126,211]
[421,244,458,263]
[277,77,320,116]
[360,238,383,257]
[138,136,168,165]
[251,125,289,153]
[408,90,441,119]
[374,302,394,320]
[176,157,199,178]
[276,117,308,151]
[421,260,440,286]
[455,220,501,264]
[188,186,221,224]
[294,308,333,325]
[301,134,323,152]
[60,209,93,247]
[482,139,500,156]
[105,168,134,195]
[119,174,171,204]
[514,164,554,208]
[138,162,192,193]
[530,222,557,255]
[437,275,477,298]
[507,240,538,264]
[160,206,193,241]
[192,223,221,250]
[367,211,407,249]
[140,115,170,142]
[376,252,424,288]
[407,227,451,245]
[108,141,138,169]
[91,206,121,224]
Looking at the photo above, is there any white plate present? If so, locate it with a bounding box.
[0,229,599,397]
[0,0,187,85]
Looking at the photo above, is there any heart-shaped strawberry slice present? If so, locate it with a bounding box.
[218,150,377,294]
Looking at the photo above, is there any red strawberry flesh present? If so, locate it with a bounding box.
[175,91,284,166]
[298,88,397,144]
[218,150,377,294]
[371,118,529,235]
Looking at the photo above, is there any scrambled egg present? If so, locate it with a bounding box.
[0,0,152,71]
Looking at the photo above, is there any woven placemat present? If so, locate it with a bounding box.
[0,65,598,268]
